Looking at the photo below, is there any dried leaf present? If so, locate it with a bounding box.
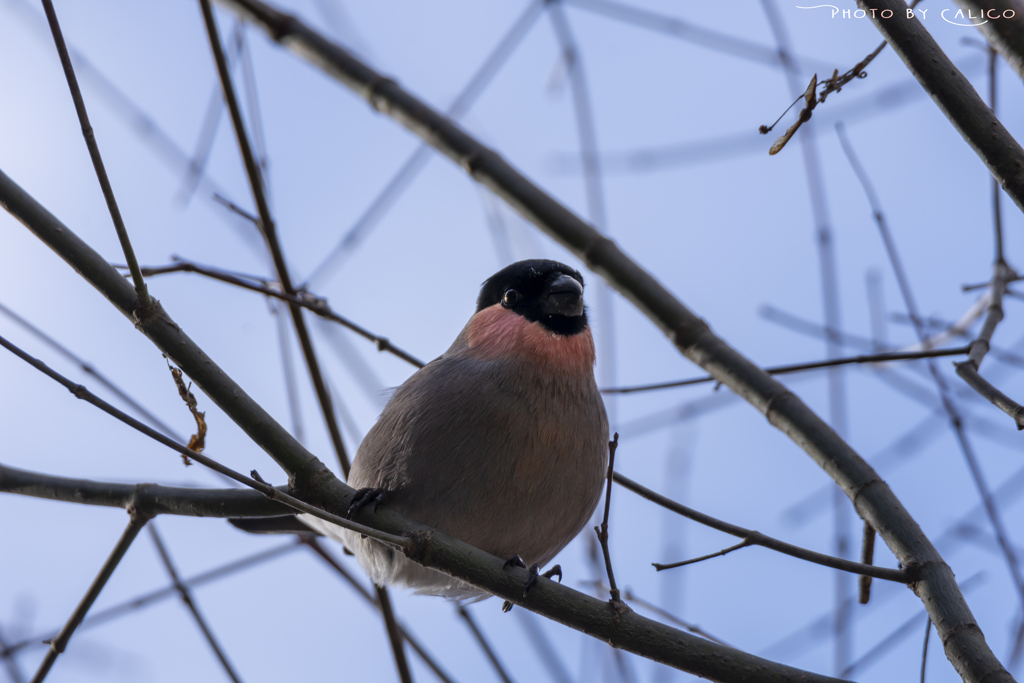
[167,362,206,465]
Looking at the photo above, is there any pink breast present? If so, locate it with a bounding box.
[464,305,595,373]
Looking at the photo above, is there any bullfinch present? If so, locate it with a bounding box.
[240,260,609,602]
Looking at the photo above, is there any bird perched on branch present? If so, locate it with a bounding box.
[236,260,609,603]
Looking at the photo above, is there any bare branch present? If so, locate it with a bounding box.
[595,434,623,603]
[0,300,182,438]
[39,0,150,310]
[31,510,150,682]
[857,0,1024,216]
[149,525,244,683]
[457,606,515,683]
[0,462,288,518]
[565,0,833,70]
[616,473,907,583]
[302,539,458,683]
[138,259,424,368]
[375,586,414,683]
[653,539,752,572]
[4,543,301,660]
[953,0,1024,82]
[602,345,971,394]
[859,522,876,605]
[198,0,351,477]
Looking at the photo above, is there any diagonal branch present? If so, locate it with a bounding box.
[30,509,150,682]
[149,525,244,683]
[302,539,457,683]
[209,2,1012,680]
[856,1,1024,215]
[39,0,150,310]
[198,0,351,477]
[616,473,907,583]
[137,259,424,368]
[953,0,1024,83]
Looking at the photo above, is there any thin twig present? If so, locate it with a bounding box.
[4,543,301,660]
[0,333,410,550]
[0,300,181,439]
[921,618,932,683]
[149,525,243,683]
[30,511,150,682]
[39,0,150,310]
[616,473,907,582]
[564,0,833,70]
[990,46,1004,265]
[198,0,351,477]
[510,610,574,683]
[602,345,971,394]
[653,539,752,571]
[0,625,26,683]
[179,22,244,204]
[858,522,875,605]
[457,606,515,683]
[595,434,623,602]
[301,538,458,683]
[375,587,414,683]
[136,259,424,368]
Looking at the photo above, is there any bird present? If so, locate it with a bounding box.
[235,259,609,603]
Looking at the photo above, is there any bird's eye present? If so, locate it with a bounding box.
[502,289,521,307]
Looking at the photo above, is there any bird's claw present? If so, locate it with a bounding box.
[501,559,563,612]
[503,554,527,570]
[542,564,562,583]
[523,564,542,595]
[347,487,388,519]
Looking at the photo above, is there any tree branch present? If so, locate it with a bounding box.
[953,0,1024,83]
[31,509,150,682]
[0,462,289,518]
[615,473,907,583]
[138,259,424,368]
[198,0,352,478]
[602,345,970,394]
[39,0,150,310]
[857,1,1024,217]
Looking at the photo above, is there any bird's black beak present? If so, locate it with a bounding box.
[540,274,584,317]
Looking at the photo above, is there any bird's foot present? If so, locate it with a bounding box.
[501,559,563,612]
[346,487,388,519]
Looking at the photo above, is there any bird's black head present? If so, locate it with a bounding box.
[476,260,588,336]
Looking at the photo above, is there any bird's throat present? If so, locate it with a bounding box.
[464,304,595,373]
